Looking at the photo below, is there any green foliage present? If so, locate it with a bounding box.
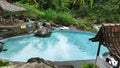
[11,0,120,24]
[14,2,45,19]
[36,0,69,11]
[10,0,120,32]
[90,0,94,7]
[0,61,11,67]
[43,9,87,27]
[71,0,95,7]
[71,0,120,23]
[72,0,85,6]
[58,0,70,11]
[54,12,75,26]
[20,0,38,7]
[89,0,120,22]
[83,63,95,68]
[44,9,57,21]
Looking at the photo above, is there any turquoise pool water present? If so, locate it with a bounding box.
[0,30,108,62]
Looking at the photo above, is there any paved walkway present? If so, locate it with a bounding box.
[96,57,112,68]
[1,57,112,68]
[54,57,111,68]
[54,60,95,68]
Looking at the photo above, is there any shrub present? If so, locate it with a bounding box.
[54,12,75,26]
[44,9,57,21]
[0,61,11,67]
[83,63,99,68]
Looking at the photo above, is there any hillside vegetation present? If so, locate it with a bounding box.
[7,0,120,32]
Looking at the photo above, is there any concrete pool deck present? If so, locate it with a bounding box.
[54,57,111,68]
[12,60,95,68]
[10,57,111,68]
[54,59,95,68]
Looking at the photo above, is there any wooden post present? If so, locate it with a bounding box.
[95,42,101,68]
[10,13,13,24]
[0,7,2,16]
[0,7,3,23]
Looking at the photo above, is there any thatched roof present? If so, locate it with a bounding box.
[90,24,120,59]
[0,0,26,12]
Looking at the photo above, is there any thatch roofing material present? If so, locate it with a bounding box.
[0,0,26,12]
[90,24,120,59]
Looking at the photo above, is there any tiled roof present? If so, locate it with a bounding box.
[90,24,120,59]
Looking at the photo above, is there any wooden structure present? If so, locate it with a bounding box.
[89,24,120,68]
[0,0,26,24]
[0,0,25,12]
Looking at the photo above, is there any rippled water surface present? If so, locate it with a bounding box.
[0,30,108,62]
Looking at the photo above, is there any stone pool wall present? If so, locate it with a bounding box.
[0,23,36,39]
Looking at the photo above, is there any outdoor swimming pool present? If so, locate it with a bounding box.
[0,30,108,62]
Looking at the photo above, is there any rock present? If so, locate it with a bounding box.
[0,42,4,52]
[70,24,85,31]
[0,45,3,52]
[34,27,52,38]
[27,57,55,68]
[76,25,85,31]
[20,62,53,68]
[27,57,44,63]
[0,42,8,52]
[56,65,74,68]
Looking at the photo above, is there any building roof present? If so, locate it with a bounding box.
[90,24,120,59]
[0,0,26,12]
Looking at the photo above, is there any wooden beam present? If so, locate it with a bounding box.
[10,13,13,24]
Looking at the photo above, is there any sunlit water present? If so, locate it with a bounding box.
[0,30,108,62]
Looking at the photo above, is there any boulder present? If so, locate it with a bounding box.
[0,42,8,52]
[27,57,44,63]
[27,57,55,68]
[34,27,52,38]
[0,42,4,52]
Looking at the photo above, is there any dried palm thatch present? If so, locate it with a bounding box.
[0,0,26,12]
